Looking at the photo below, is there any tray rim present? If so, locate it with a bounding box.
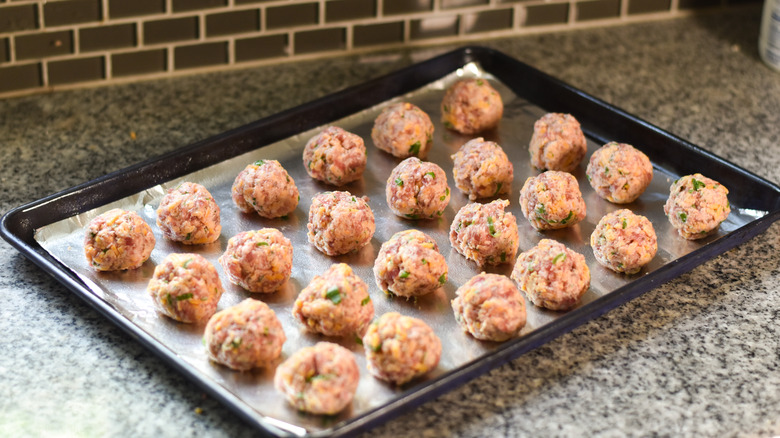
[3,46,780,438]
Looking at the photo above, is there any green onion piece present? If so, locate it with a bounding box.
[371,342,382,353]
[440,194,446,201]
[256,241,269,246]
[679,212,688,222]
[561,211,574,225]
[361,296,371,306]
[425,171,436,178]
[325,286,342,304]
[409,141,421,155]
[404,213,419,219]
[604,167,609,174]
[500,252,506,262]
[622,218,628,229]
[487,216,497,236]
[182,258,193,268]
[230,338,242,349]
[395,178,403,187]
[176,293,194,301]
[536,203,546,216]
[446,188,450,196]
[254,159,265,166]
[438,273,447,284]
[493,182,502,196]
[692,178,706,191]
[355,336,363,345]
[185,232,192,241]
[476,79,484,86]
[552,253,566,264]
[399,270,410,279]
[351,196,356,202]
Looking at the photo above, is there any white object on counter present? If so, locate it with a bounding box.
[760,0,780,72]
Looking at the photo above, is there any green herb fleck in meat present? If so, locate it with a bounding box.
[493,182,502,197]
[409,141,421,156]
[552,253,566,264]
[182,258,193,268]
[395,178,404,187]
[256,241,269,246]
[325,286,342,304]
[176,293,194,301]
[560,211,574,225]
[622,218,628,229]
[679,212,688,222]
[692,178,706,191]
[425,171,436,179]
[399,270,410,279]
[254,159,265,166]
[361,296,371,306]
[438,273,447,284]
[487,216,497,236]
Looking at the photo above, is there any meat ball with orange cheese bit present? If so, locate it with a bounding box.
[451,138,513,201]
[441,78,504,135]
[373,229,448,298]
[219,228,293,293]
[449,199,519,266]
[511,239,590,311]
[274,342,359,415]
[386,157,450,220]
[586,142,654,204]
[231,159,299,218]
[204,298,286,371]
[452,273,526,342]
[591,209,657,274]
[84,208,155,271]
[362,312,441,385]
[371,102,434,158]
[663,173,730,240]
[529,113,587,172]
[307,191,375,256]
[147,253,223,324]
[519,170,586,230]
[156,182,221,244]
[303,126,366,186]
[293,263,374,337]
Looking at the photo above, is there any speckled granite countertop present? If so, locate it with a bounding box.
[1,6,779,437]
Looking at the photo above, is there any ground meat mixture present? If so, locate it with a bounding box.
[147,253,224,324]
[373,229,448,297]
[362,312,441,385]
[451,272,526,342]
[511,239,590,311]
[449,199,519,266]
[156,182,221,244]
[293,263,374,337]
[307,191,375,256]
[528,113,587,172]
[371,102,434,159]
[441,78,504,135]
[204,298,286,371]
[274,342,360,415]
[591,209,657,274]
[663,173,730,240]
[586,142,654,204]
[303,126,366,186]
[219,228,293,293]
[231,159,299,218]
[84,208,155,271]
[519,170,586,230]
[450,137,513,201]
[386,157,451,220]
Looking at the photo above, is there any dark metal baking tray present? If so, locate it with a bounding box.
[3,46,780,437]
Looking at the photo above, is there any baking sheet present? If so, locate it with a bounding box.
[31,61,765,435]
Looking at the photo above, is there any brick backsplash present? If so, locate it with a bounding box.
[0,0,759,98]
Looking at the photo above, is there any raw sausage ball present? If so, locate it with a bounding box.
[529,113,587,172]
[219,228,293,293]
[156,182,221,244]
[373,229,448,297]
[303,126,366,186]
[84,208,155,271]
[204,298,286,371]
[664,173,730,240]
[231,159,299,218]
[293,263,374,337]
[274,342,359,415]
[441,78,504,135]
[519,170,586,230]
[451,137,513,201]
[307,191,376,256]
[449,199,519,266]
[451,273,527,342]
[147,253,224,323]
[371,102,434,158]
[511,239,590,311]
[591,209,657,274]
[386,157,450,220]
[586,142,653,204]
[362,312,441,385]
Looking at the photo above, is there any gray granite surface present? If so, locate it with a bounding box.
[1,6,779,437]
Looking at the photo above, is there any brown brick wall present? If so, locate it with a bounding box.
[0,0,757,98]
